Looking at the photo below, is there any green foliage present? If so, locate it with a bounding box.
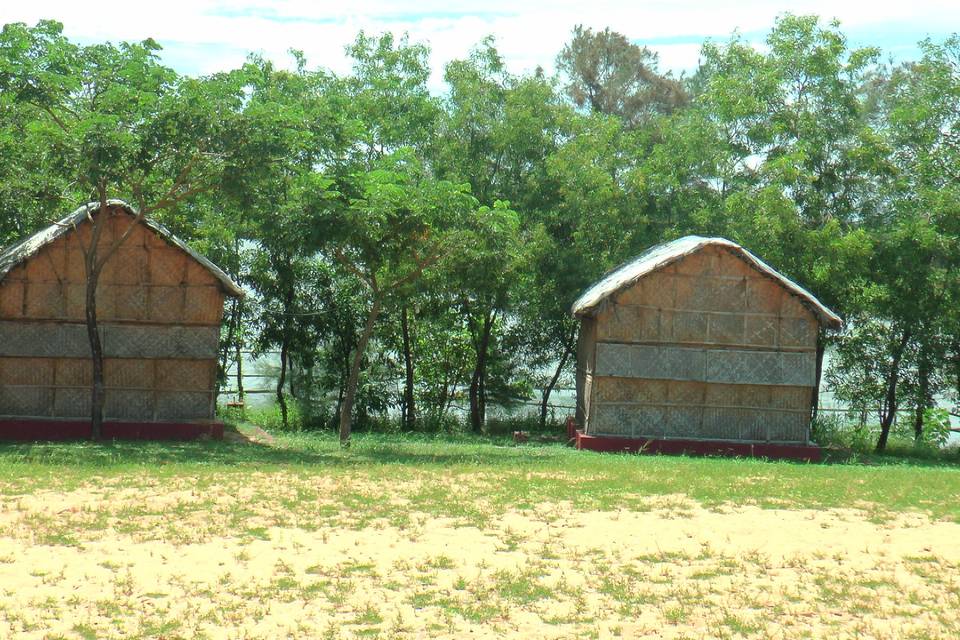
[1,16,959,449]
[557,25,687,127]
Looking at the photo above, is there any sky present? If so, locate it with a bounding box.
[1,1,958,90]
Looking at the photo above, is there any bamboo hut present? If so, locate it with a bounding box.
[571,236,841,460]
[0,200,243,439]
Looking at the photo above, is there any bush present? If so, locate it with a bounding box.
[811,413,876,450]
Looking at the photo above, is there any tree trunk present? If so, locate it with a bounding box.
[469,312,494,434]
[84,192,111,441]
[876,327,912,453]
[277,335,289,429]
[540,327,576,429]
[276,285,295,429]
[914,344,931,442]
[401,305,416,430]
[339,295,382,448]
[235,339,245,402]
[811,329,826,422]
[85,265,105,440]
[218,298,237,392]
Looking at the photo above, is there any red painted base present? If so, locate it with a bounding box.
[574,431,821,462]
[0,419,224,442]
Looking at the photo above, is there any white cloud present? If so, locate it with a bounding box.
[2,0,957,90]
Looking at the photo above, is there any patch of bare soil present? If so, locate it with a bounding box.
[1,489,959,638]
[223,424,276,445]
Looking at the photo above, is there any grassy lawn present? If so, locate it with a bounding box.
[1,430,959,638]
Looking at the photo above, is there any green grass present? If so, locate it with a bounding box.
[2,430,959,639]
[0,430,959,524]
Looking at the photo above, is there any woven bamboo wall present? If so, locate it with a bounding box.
[0,207,226,422]
[582,245,819,443]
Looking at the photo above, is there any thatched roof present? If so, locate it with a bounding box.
[571,235,842,329]
[0,200,243,297]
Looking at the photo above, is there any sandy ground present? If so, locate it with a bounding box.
[1,487,959,639]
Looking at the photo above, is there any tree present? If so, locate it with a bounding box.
[557,25,687,127]
[435,40,562,431]
[220,54,346,429]
[0,21,236,438]
[338,32,442,433]
[325,151,476,446]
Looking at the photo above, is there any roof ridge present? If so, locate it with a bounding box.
[571,236,841,329]
[0,200,243,298]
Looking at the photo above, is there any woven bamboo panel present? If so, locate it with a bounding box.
[780,351,817,386]
[156,391,212,420]
[64,248,85,284]
[716,248,756,278]
[589,400,811,442]
[0,357,54,386]
[667,380,704,405]
[594,376,668,404]
[767,414,810,442]
[2,323,61,357]
[111,285,148,321]
[183,286,225,325]
[100,249,146,286]
[577,317,596,374]
[617,271,676,308]
[0,281,24,318]
[597,305,666,343]
[72,222,94,245]
[148,286,186,323]
[767,385,812,410]
[0,321,220,359]
[24,282,66,318]
[746,278,782,314]
[147,245,188,286]
[55,359,92,386]
[705,350,782,385]
[779,316,816,348]
[707,313,745,344]
[663,406,703,438]
[60,324,95,357]
[590,402,811,442]
[673,250,714,275]
[53,388,89,417]
[579,372,593,429]
[0,386,51,416]
[63,284,85,319]
[672,310,708,342]
[780,295,808,318]
[593,378,809,411]
[186,259,219,288]
[105,390,154,421]
[155,359,215,391]
[687,276,747,313]
[658,310,676,342]
[672,274,696,310]
[602,343,707,381]
[597,342,816,386]
[598,305,794,349]
[23,246,64,283]
[104,358,155,388]
[704,382,762,408]
[597,304,635,342]
[145,227,169,249]
[703,408,766,440]
[101,325,220,359]
[592,404,665,437]
[744,315,778,347]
